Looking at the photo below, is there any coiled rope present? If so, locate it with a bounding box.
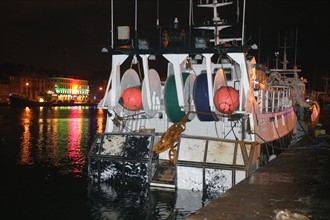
[152,113,190,164]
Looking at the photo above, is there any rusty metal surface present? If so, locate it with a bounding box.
[187,110,330,220]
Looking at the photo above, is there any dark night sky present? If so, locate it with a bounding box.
[1,0,329,89]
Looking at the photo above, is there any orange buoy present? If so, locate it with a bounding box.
[120,87,142,111]
[213,86,239,114]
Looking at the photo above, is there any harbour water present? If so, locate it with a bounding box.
[0,106,214,220]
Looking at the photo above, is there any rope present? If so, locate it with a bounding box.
[152,113,190,164]
[130,56,143,81]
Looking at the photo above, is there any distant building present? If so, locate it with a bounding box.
[7,75,90,102]
[0,81,9,104]
[9,74,48,101]
[48,77,90,102]
[0,81,9,96]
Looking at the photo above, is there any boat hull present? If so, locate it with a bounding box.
[88,128,295,193]
[9,95,51,107]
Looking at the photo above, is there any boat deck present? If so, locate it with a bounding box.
[187,110,330,220]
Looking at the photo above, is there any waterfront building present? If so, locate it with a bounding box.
[0,82,9,104]
[9,74,48,102]
[7,74,90,103]
[48,77,90,102]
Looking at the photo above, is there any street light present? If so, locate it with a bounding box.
[24,82,30,98]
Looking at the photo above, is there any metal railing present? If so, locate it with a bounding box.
[258,86,292,113]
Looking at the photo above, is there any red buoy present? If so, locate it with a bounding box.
[120,87,142,111]
[213,86,239,114]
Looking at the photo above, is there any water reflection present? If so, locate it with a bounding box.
[20,107,33,165]
[96,109,105,133]
[88,183,210,220]
[18,106,105,178]
[1,105,219,219]
[68,107,85,176]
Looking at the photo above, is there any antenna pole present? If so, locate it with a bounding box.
[241,0,246,45]
[156,0,159,26]
[189,0,192,47]
[236,0,240,23]
[135,0,138,48]
[294,28,298,67]
[111,0,114,48]
[283,31,287,70]
[258,26,261,63]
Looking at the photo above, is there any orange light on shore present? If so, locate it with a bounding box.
[72,84,79,94]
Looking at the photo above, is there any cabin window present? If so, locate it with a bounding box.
[224,68,232,81]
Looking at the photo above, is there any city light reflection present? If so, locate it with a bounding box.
[17,106,105,178]
[97,109,105,133]
[19,107,33,165]
[67,107,85,177]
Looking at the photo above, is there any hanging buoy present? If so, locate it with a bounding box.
[164,72,190,123]
[213,86,239,114]
[119,87,142,111]
[193,73,218,121]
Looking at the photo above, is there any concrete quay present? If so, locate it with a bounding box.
[187,110,330,220]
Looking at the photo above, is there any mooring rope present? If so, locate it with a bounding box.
[152,113,190,164]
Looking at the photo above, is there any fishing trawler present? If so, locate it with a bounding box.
[268,32,320,140]
[314,76,330,107]
[9,94,52,107]
[88,0,299,194]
